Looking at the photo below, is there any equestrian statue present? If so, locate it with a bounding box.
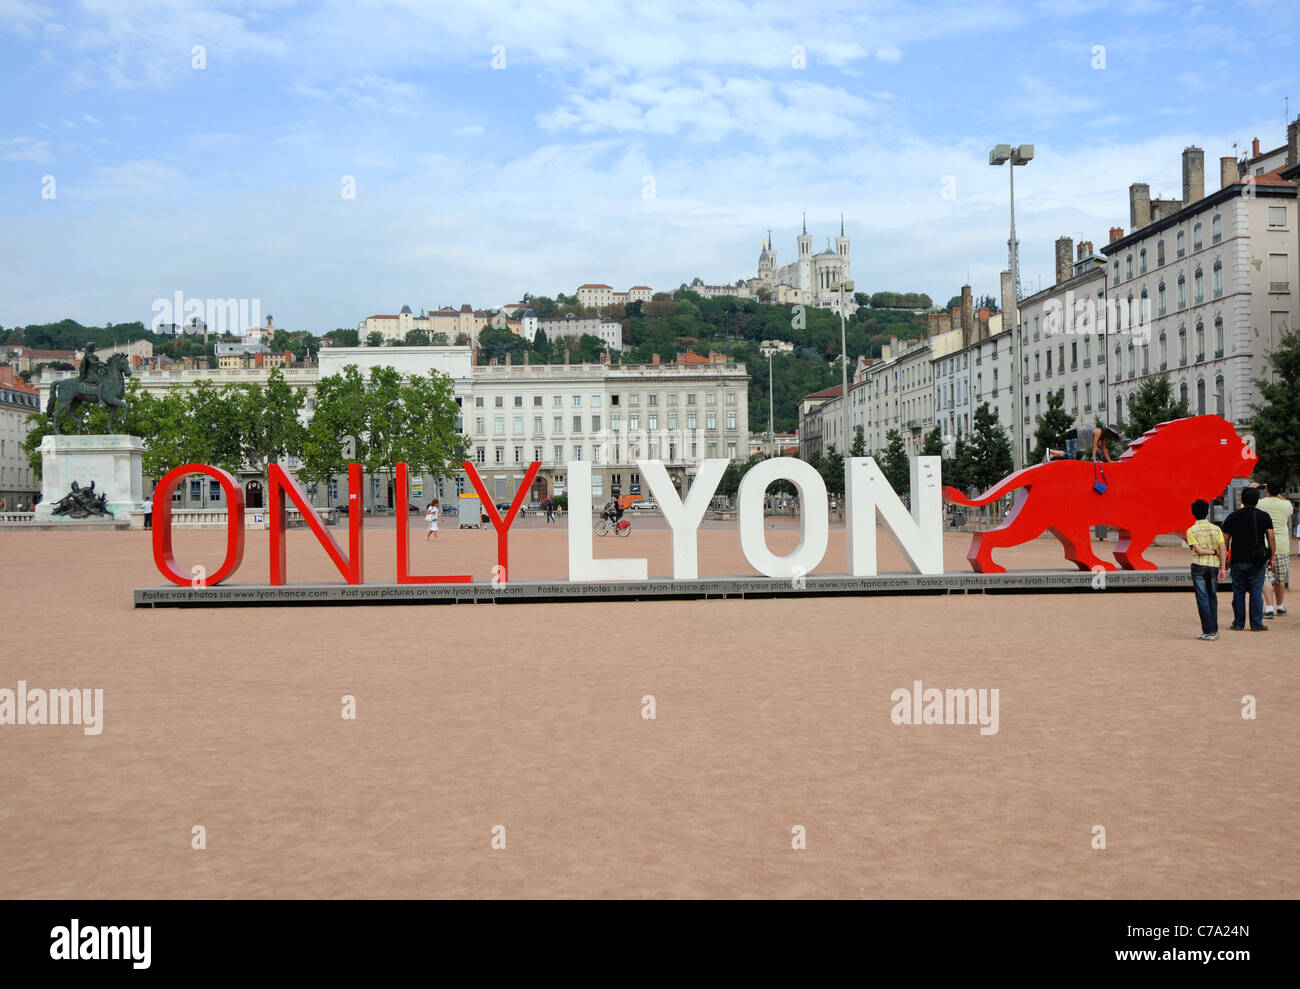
[46,344,132,434]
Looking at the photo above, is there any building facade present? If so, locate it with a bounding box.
[1102,137,1298,438]
[0,366,41,510]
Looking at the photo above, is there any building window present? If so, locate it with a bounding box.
[533,395,542,407]
[726,411,737,429]
[475,416,485,434]
[629,393,639,406]
[495,447,504,464]
[1177,275,1187,309]
[591,395,601,408]
[533,415,542,432]
[1126,254,1133,279]
[1176,230,1185,258]
[1214,317,1224,356]
[209,480,222,501]
[1139,248,1147,273]
[687,413,697,430]
[611,413,621,431]
[1267,205,1287,229]
[1195,322,1205,361]
[553,415,563,434]
[1159,332,1168,369]
[1193,221,1203,250]
[1158,282,1167,315]
[1112,260,1119,285]
[553,395,562,408]
[494,395,504,408]
[513,395,523,408]
[513,415,523,434]
[629,414,639,430]
[667,412,677,429]
[1194,268,1204,303]
[687,393,697,405]
[1215,375,1225,416]
[1179,326,1188,365]
[1213,261,1223,298]
[1157,239,1165,266]
[572,394,581,407]
[475,447,485,464]
[726,392,736,405]
[591,415,601,432]
[706,412,717,430]
[572,415,582,433]
[534,446,543,462]
[494,415,505,435]
[554,445,563,462]
[514,445,523,463]
[475,396,485,408]
[1179,381,1188,407]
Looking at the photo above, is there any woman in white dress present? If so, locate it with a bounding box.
[424,499,440,541]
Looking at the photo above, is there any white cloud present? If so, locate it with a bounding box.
[82,113,102,126]
[454,124,485,136]
[0,136,54,163]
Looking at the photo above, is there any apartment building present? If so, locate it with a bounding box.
[0,366,41,510]
[1102,136,1298,435]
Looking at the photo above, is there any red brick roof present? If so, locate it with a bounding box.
[578,283,612,289]
[804,384,843,400]
[629,285,652,290]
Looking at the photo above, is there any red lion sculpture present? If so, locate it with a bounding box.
[944,416,1256,573]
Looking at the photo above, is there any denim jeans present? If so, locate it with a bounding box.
[1230,564,1266,629]
[1191,563,1219,634]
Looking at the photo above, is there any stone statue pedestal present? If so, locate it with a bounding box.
[34,434,145,522]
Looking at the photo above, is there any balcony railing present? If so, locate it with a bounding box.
[1215,348,1224,358]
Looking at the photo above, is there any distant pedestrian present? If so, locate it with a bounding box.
[1186,499,1227,640]
[1221,486,1276,631]
[543,494,555,524]
[424,499,440,541]
[1258,480,1292,618]
[141,496,153,529]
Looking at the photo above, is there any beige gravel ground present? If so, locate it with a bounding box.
[1,518,1295,898]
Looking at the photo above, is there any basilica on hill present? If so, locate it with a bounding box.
[749,213,852,312]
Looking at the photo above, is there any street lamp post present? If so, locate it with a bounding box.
[835,279,855,458]
[767,349,775,457]
[989,143,1033,471]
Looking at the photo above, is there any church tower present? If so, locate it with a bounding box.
[797,212,813,300]
[757,229,774,281]
[836,213,850,260]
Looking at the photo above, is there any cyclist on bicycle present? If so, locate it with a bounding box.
[601,495,624,527]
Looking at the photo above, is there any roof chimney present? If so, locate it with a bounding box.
[1055,236,1074,285]
[1181,146,1205,205]
[1252,137,1260,157]
[651,353,660,365]
[1220,156,1237,190]
[1128,183,1151,229]
[1288,116,1300,166]
[960,285,973,338]
[1109,226,1125,244]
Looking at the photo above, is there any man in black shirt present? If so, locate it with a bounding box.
[1221,486,1277,631]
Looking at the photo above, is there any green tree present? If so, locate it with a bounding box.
[965,402,1014,493]
[1030,389,1075,463]
[476,324,527,365]
[302,365,369,504]
[237,368,306,483]
[404,328,430,346]
[849,430,867,458]
[365,330,384,348]
[1120,371,1190,442]
[820,443,845,497]
[1249,329,1300,486]
[325,328,359,347]
[921,427,944,457]
[879,428,910,495]
[944,433,972,493]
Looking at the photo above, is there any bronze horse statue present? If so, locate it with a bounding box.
[46,352,132,433]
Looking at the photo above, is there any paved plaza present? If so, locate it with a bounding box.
[2,522,1296,898]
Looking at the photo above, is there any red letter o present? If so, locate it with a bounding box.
[152,465,246,586]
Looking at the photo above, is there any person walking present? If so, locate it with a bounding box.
[1221,486,1276,631]
[141,495,153,529]
[424,499,440,541]
[1258,480,1293,619]
[1186,499,1227,640]
[543,494,555,524]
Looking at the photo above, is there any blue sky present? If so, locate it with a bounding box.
[1,0,1296,333]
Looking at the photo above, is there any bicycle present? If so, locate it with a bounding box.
[594,513,632,537]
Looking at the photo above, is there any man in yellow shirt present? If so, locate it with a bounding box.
[1259,480,1293,618]
[1187,499,1228,640]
